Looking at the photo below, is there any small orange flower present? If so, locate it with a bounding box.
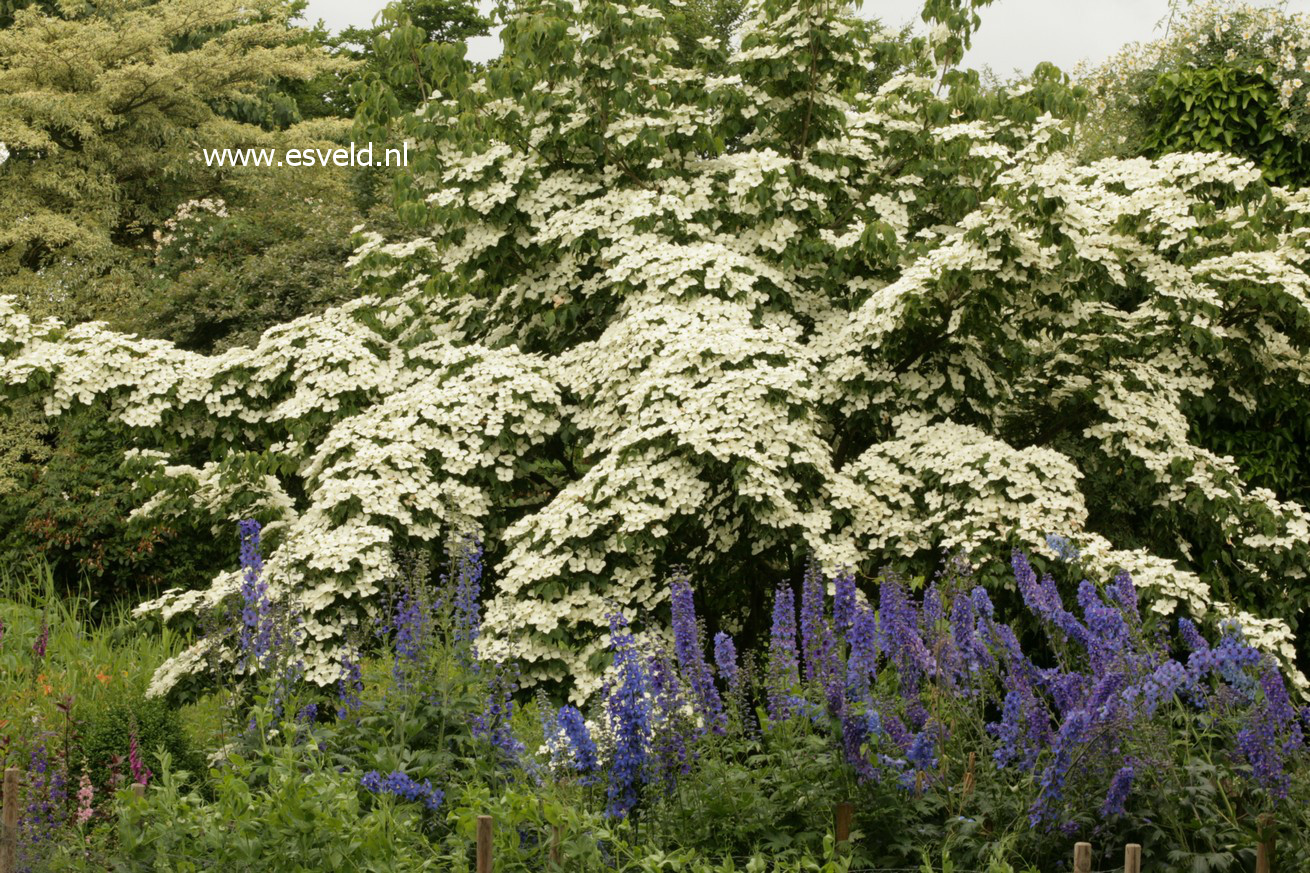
[96,671,111,685]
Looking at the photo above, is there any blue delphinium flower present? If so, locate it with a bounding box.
[846,605,878,700]
[453,535,483,656]
[1101,759,1135,816]
[1046,534,1080,562]
[648,647,692,790]
[237,519,274,671]
[1029,709,1092,827]
[713,631,739,698]
[360,770,444,811]
[557,705,599,781]
[833,570,856,635]
[669,573,725,734]
[605,611,650,819]
[766,585,800,722]
[472,665,525,763]
[800,563,838,692]
[390,587,431,692]
[336,649,364,720]
[1234,665,1305,799]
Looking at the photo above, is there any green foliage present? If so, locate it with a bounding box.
[78,696,203,794]
[102,744,446,871]
[1143,64,1310,187]
[0,0,349,310]
[0,403,226,600]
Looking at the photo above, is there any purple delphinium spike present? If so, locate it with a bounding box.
[846,605,878,700]
[713,631,739,696]
[767,584,800,722]
[237,519,275,671]
[557,705,599,781]
[1028,708,1092,827]
[359,770,444,811]
[878,576,932,681]
[800,562,838,690]
[605,611,650,819]
[833,570,856,635]
[669,573,725,734]
[453,535,483,656]
[648,647,692,790]
[1101,759,1135,817]
[472,665,525,763]
[336,650,364,720]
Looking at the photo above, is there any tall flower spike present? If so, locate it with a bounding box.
[453,535,483,656]
[767,584,800,722]
[669,572,725,734]
[833,570,856,635]
[605,611,650,819]
[713,631,740,698]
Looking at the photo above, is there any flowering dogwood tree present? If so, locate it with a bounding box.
[3,0,1309,697]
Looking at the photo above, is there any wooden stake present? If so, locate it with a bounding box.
[1,768,19,873]
[131,783,145,801]
[1073,841,1092,873]
[1124,843,1141,873]
[833,801,853,854]
[476,815,493,873]
[962,751,976,798]
[549,825,562,868]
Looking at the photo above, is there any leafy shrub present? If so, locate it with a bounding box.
[78,696,202,794]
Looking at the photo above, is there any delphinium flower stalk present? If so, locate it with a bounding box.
[390,586,430,692]
[335,649,364,720]
[713,631,739,697]
[1101,758,1135,817]
[19,742,64,867]
[833,570,856,635]
[1235,664,1305,799]
[472,665,525,763]
[360,770,444,811]
[669,572,724,734]
[766,584,800,722]
[604,610,650,819]
[647,647,691,791]
[557,705,599,781]
[453,535,483,656]
[800,562,838,691]
[237,519,274,672]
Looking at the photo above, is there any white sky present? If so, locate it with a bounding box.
[304,1,1310,77]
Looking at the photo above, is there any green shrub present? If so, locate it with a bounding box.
[78,696,202,794]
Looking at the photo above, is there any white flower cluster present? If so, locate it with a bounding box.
[4,0,1309,694]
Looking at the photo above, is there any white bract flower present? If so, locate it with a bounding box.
[3,0,1308,695]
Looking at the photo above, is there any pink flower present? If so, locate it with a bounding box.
[76,772,95,824]
[128,727,152,788]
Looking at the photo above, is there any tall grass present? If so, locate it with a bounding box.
[0,561,186,745]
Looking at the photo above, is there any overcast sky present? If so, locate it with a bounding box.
[304,0,1310,77]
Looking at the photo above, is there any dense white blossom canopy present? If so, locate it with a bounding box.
[3,0,1308,697]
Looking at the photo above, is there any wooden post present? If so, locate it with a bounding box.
[962,751,976,798]
[131,783,145,801]
[549,825,562,868]
[1073,842,1092,873]
[1,768,19,873]
[1124,843,1141,873]
[833,802,853,854]
[476,815,493,873]
[1256,813,1274,873]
